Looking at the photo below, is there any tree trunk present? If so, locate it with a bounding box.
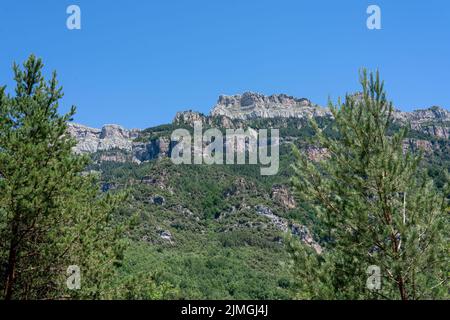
[398,276,407,300]
[4,222,19,300]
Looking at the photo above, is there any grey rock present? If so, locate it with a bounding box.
[140,175,158,185]
[67,123,139,154]
[159,230,173,242]
[290,223,322,254]
[68,123,174,163]
[67,94,449,164]
[211,92,332,120]
[255,205,289,232]
[393,106,449,139]
[67,123,102,153]
[99,151,131,163]
[255,205,322,253]
[173,110,207,126]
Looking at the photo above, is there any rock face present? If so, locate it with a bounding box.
[173,110,240,128]
[207,92,449,138]
[98,151,131,163]
[174,110,207,125]
[255,205,322,253]
[67,123,172,163]
[393,106,450,139]
[211,92,332,120]
[290,224,322,254]
[68,93,449,163]
[271,185,296,210]
[158,230,173,243]
[67,123,102,153]
[67,123,139,154]
[135,137,172,161]
[255,205,288,232]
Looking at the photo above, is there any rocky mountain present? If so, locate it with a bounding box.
[67,123,140,154]
[393,106,449,139]
[68,92,449,161]
[77,94,448,299]
[67,123,172,163]
[211,92,331,120]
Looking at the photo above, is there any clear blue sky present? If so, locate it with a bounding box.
[0,0,449,129]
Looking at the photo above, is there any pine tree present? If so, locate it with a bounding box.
[0,55,126,299]
[288,70,449,300]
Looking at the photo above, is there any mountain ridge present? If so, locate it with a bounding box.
[68,92,449,160]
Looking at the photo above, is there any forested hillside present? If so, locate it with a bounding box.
[84,101,449,299]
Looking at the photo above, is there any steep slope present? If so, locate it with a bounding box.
[70,92,448,299]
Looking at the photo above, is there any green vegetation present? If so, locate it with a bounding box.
[0,56,169,300]
[289,70,449,300]
[1,58,448,300]
[93,159,299,299]
[0,56,128,299]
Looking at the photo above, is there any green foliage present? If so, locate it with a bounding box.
[289,70,449,300]
[120,242,294,299]
[92,89,448,300]
[93,156,297,299]
[0,55,131,299]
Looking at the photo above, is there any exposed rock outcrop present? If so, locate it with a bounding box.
[255,205,322,253]
[255,205,289,232]
[173,110,207,126]
[290,223,322,254]
[67,123,102,153]
[394,106,449,139]
[67,123,139,154]
[211,92,332,120]
[68,93,448,163]
[158,230,173,243]
[68,123,172,163]
[271,184,296,210]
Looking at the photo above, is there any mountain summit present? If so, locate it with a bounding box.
[68,93,449,158]
[211,92,331,120]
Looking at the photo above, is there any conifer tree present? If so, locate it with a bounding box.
[289,70,449,300]
[0,55,126,299]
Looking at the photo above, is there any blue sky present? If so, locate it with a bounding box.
[0,0,449,129]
